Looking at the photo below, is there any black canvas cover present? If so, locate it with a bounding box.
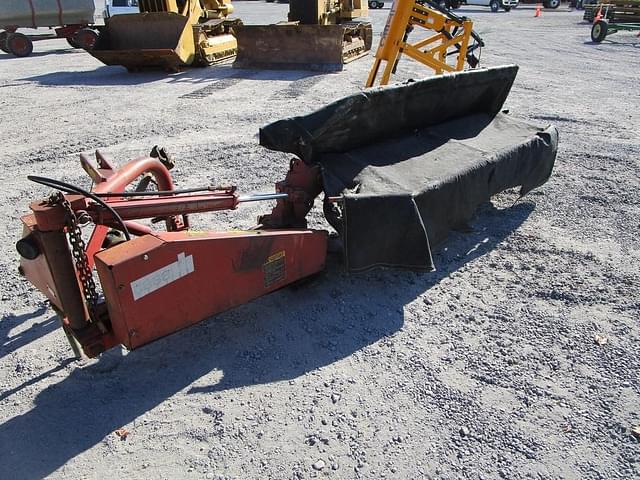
[260,66,558,271]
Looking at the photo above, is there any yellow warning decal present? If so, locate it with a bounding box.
[186,230,209,237]
[267,250,285,262]
[263,250,286,287]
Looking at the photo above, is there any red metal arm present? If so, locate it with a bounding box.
[88,190,239,224]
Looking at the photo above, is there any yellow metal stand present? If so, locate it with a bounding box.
[366,0,482,87]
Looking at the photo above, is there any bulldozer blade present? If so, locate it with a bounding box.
[233,24,369,72]
[89,13,197,70]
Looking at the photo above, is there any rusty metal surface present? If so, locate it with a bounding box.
[18,217,61,310]
[96,13,190,50]
[90,12,195,69]
[234,24,347,71]
[36,230,90,331]
[89,47,186,70]
[85,152,175,266]
[95,229,327,350]
[90,154,175,193]
[89,191,239,224]
[0,0,95,29]
[19,152,328,357]
[259,159,322,228]
[18,154,179,356]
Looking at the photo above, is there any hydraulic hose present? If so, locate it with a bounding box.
[27,175,131,241]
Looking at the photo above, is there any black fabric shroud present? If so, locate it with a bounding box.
[259,65,559,272]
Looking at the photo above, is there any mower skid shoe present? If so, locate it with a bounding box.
[90,13,196,70]
[234,24,357,72]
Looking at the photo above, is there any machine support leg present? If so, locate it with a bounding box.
[39,230,90,331]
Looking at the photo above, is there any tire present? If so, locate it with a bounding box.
[504,5,511,11]
[0,31,10,53]
[73,28,98,50]
[7,32,33,57]
[591,20,608,42]
[67,36,80,49]
[490,0,500,11]
[546,0,560,7]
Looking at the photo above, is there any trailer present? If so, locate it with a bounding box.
[583,0,640,22]
[591,18,640,41]
[586,1,640,41]
[0,0,98,57]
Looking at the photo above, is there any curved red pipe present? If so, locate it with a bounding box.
[85,157,175,265]
[94,156,175,234]
[93,156,175,194]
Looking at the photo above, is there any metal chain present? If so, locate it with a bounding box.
[55,192,100,324]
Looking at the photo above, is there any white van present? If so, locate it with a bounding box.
[465,0,518,11]
[440,0,519,11]
[104,0,139,18]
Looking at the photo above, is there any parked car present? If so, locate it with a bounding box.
[518,0,562,7]
[369,1,385,8]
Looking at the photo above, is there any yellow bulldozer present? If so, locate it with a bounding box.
[89,0,240,71]
[233,0,373,71]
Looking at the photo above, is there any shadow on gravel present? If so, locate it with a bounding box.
[0,305,53,357]
[0,49,76,60]
[0,199,533,480]
[21,64,329,87]
[0,359,75,403]
[583,39,640,47]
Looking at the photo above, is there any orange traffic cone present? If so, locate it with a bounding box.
[594,6,603,22]
[534,4,542,17]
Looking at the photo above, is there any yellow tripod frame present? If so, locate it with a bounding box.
[366,0,478,87]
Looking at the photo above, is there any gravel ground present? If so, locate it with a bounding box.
[1,4,639,479]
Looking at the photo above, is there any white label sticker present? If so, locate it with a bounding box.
[130,252,194,301]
